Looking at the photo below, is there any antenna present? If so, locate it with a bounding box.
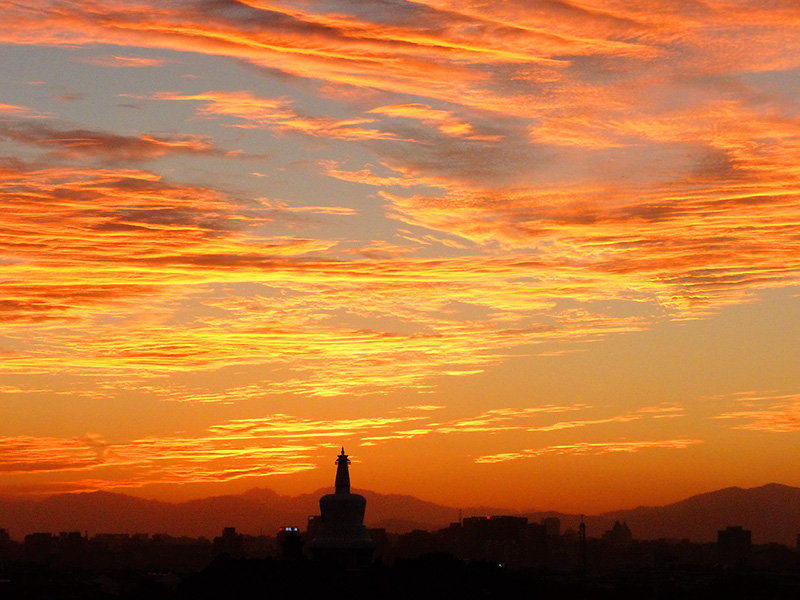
[579,514,587,574]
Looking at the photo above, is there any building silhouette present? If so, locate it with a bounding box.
[277,526,303,560]
[213,527,243,557]
[601,520,632,546]
[718,525,751,568]
[307,448,375,568]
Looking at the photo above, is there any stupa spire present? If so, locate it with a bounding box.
[335,447,350,493]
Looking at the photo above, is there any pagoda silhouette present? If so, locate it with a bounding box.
[307,448,375,568]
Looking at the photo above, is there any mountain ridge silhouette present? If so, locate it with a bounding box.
[1,483,798,545]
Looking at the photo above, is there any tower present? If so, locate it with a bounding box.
[307,448,375,568]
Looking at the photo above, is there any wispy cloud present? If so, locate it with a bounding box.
[0,122,229,162]
[368,103,499,140]
[155,91,396,140]
[3,142,793,395]
[431,406,589,435]
[0,411,426,491]
[0,103,50,119]
[715,391,800,432]
[0,157,657,393]
[0,435,106,474]
[526,415,640,432]
[475,439,703,464]
[76,55,167,68]
[637,404,686,419]
[0,103,39,116]
[0,402,689,491]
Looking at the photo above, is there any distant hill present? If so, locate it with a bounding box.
[1,483,799,545]
[590,483,800,545]
[0,487,462,540]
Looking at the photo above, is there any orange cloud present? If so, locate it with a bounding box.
[368,103,500,140]
[0,103,37,116]
[637,404,685,419]
[2,403,688,492]
[475,439,704,464]
[0,435,106,474]
[76,54,166,68]
[374,168,800,318]
[257,198,357,216]
[0,0,652,117]
[156,91,396,140]
[0,159,657,395]
[0,122,226,162]
[0,411,431,492]
[432,406,589,435]
[526,415,640,432]
[359,404,664,444]
[715,391,800,432]
[3,0,800,124]
[1,0,799,405]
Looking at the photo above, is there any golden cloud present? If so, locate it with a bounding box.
[475,439,703,464]
[715,391,800,432]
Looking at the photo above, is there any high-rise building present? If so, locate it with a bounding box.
[718,525,751,568]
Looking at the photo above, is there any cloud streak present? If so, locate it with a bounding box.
[715,391,800,432]
[76,54,167,68]
[475,439,703,464]
[0,122,229,162]
[0,402,687,492]
[155,91,398,140]
[0,412,423,491]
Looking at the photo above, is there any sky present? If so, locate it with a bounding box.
[1,0,799,515]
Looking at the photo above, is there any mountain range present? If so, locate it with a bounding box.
[1,483,799,546]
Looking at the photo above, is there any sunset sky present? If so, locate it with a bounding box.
[1,0,799,515]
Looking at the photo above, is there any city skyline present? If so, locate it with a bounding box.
[1,1,799,514]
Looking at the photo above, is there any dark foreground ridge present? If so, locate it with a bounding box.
[181,552,800,600]
[3,546,800,600]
